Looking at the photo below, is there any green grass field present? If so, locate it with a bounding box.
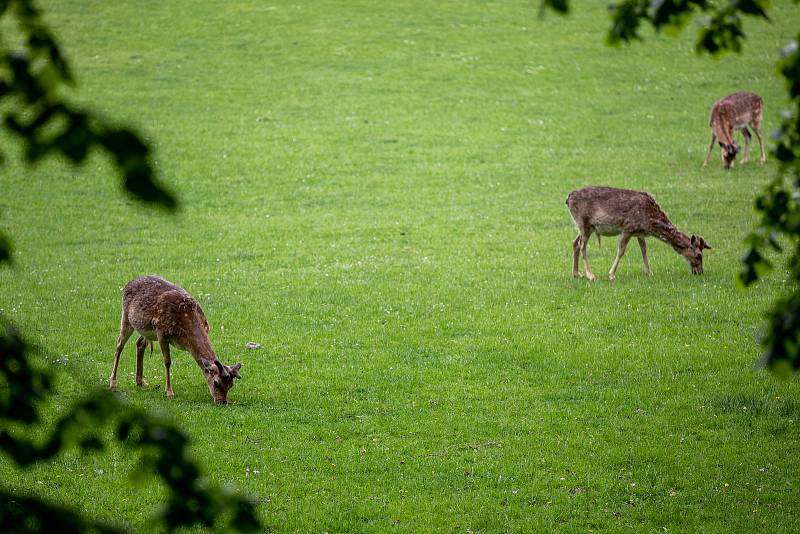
[2,1,800,531]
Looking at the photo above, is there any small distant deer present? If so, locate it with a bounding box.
[703,91,765,169]
[108,275,242,404]
[566,186,711,281]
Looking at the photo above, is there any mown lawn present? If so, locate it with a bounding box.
[2,1,800,531]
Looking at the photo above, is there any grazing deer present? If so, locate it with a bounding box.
[108,275,241,404]
[566,186,711,281]
[703,91,765,169]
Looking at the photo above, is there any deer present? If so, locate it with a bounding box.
[702,91,765,169]
[566,186,711,281]
[108,275,242,405]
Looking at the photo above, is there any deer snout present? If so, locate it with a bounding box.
[722,144,738,169]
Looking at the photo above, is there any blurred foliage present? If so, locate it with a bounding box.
[742,36,800,373]
[0,0,176,262]
[600,0,770,52]
[542,0,800,373]
[539,0,569,16]
[0,1,261,532]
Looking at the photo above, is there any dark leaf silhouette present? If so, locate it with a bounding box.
[0,232,10,264]
[0,490,123,534]
[540,0,569,15]
[0,321,261,532]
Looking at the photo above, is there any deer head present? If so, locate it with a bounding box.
[201,359,242,404]
[682,235,712,274]
[720,142,739,169]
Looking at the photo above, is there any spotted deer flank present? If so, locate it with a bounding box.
[566,186,711,281]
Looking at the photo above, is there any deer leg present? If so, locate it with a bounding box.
[741,127,752,164]
[726,127,736,168]
[702,132,716,167]
[580,230,596,281]
[609,233,632,281]
[638,237,652,276]
[109,313,133,390]
[572,234,583,278]
[752,120,766,163]
[157,334,174,400]
[135,336,149,388]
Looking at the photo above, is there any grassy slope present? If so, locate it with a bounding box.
[2,1,800,531]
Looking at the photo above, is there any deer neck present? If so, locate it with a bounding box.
[180,331,217,364]
[712,120,734,146]
[650,220,690,253]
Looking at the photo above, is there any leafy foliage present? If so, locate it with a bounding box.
[741,35,800,372]
[0,0,176,262]
[543,0,800,372]
[604,0,770,51]
[0,321,261,532]
[0,490,123,534]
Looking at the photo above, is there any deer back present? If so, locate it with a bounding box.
[566,186,668,235]
[123,275,210,342]
[710,92,763,135]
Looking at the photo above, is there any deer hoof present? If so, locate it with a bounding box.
[573,271,582,279]
[136,379,149,388]
[608,274,616,281]
[109,379,117,390]
[166,389,174,400]
[586,273,596,282]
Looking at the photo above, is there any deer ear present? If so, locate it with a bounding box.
[214,359,230,379]
[230,363,242,379]
[694,236,711,250]
[691,235,697,246]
